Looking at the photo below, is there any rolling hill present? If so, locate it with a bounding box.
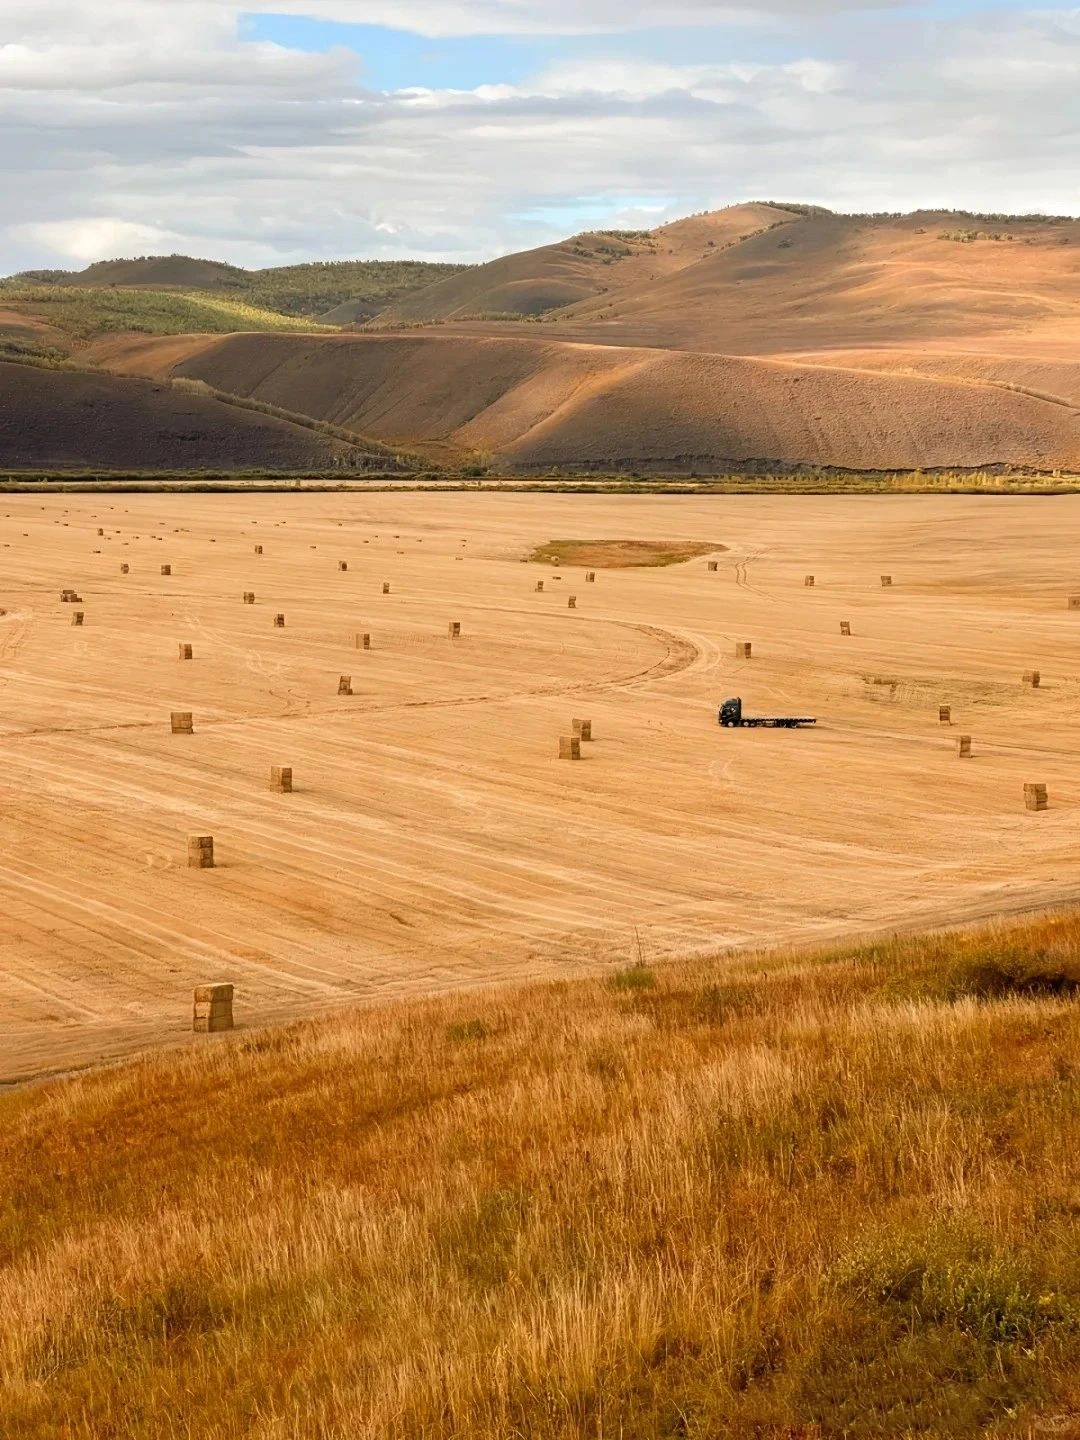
[378,203,793,324]
[5,255,470,322]
[98,329,1074,474]
[0,362,403,473]
[0,286,332,342]
[6,205,1080,473]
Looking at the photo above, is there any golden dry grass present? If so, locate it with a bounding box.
[2,913,1079,1439]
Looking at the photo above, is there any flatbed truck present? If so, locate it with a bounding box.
[718,697,817,729]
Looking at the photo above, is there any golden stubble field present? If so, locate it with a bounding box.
[3,491,1080,1084]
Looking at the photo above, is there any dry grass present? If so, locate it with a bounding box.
[2,913,1080,1437]
[529,539,722,568]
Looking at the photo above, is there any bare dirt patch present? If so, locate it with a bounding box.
[529,538,722,567]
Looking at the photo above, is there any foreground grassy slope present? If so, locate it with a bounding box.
[2,914,1079,1438]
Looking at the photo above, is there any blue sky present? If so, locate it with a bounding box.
[1,0,1078,272]
[244,16,549,89]
[242,15,809,91]
[244,3,1056,93]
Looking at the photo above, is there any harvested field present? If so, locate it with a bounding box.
[528,539,721,568]
[4,492,1080,1083]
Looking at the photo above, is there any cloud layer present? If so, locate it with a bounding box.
[2,2,1078,273]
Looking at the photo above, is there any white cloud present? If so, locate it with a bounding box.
[1,3,1079,275]
[13,217,181,263]
[250,0,916,38]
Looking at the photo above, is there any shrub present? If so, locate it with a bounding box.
[609,964,655,991]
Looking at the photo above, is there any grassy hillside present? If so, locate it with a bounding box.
[240,260,470,320]
[2,913,1079,1438]
[5,256,470,321]
[0,285,332,340]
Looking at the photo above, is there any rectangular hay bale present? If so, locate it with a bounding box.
[270,765,293,793]
[192,983,233,1005]
[193,981,233,1033]
[559,736,581,761]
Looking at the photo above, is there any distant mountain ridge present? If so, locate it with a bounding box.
[4,254,471,322]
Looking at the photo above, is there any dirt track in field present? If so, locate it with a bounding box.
[4,493,1080,1083]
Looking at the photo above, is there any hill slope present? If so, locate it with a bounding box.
[0,286,332,342]
[380,203,793,324]
[105,328,1080,472]
[12,205,1080,474]
[2,913,1078,1437]
[6,255,470,322]
[0,362,399,471]
[549,210,1080,354]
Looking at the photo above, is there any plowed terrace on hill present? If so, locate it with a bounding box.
[4,492,1080,1084]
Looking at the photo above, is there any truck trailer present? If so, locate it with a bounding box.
[718,697,817,729]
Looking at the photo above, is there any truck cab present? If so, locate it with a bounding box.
[719,698,743,727]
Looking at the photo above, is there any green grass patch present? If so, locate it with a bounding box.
[0,286,335,339]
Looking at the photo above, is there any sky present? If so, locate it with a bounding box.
[1,0,1079,274]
